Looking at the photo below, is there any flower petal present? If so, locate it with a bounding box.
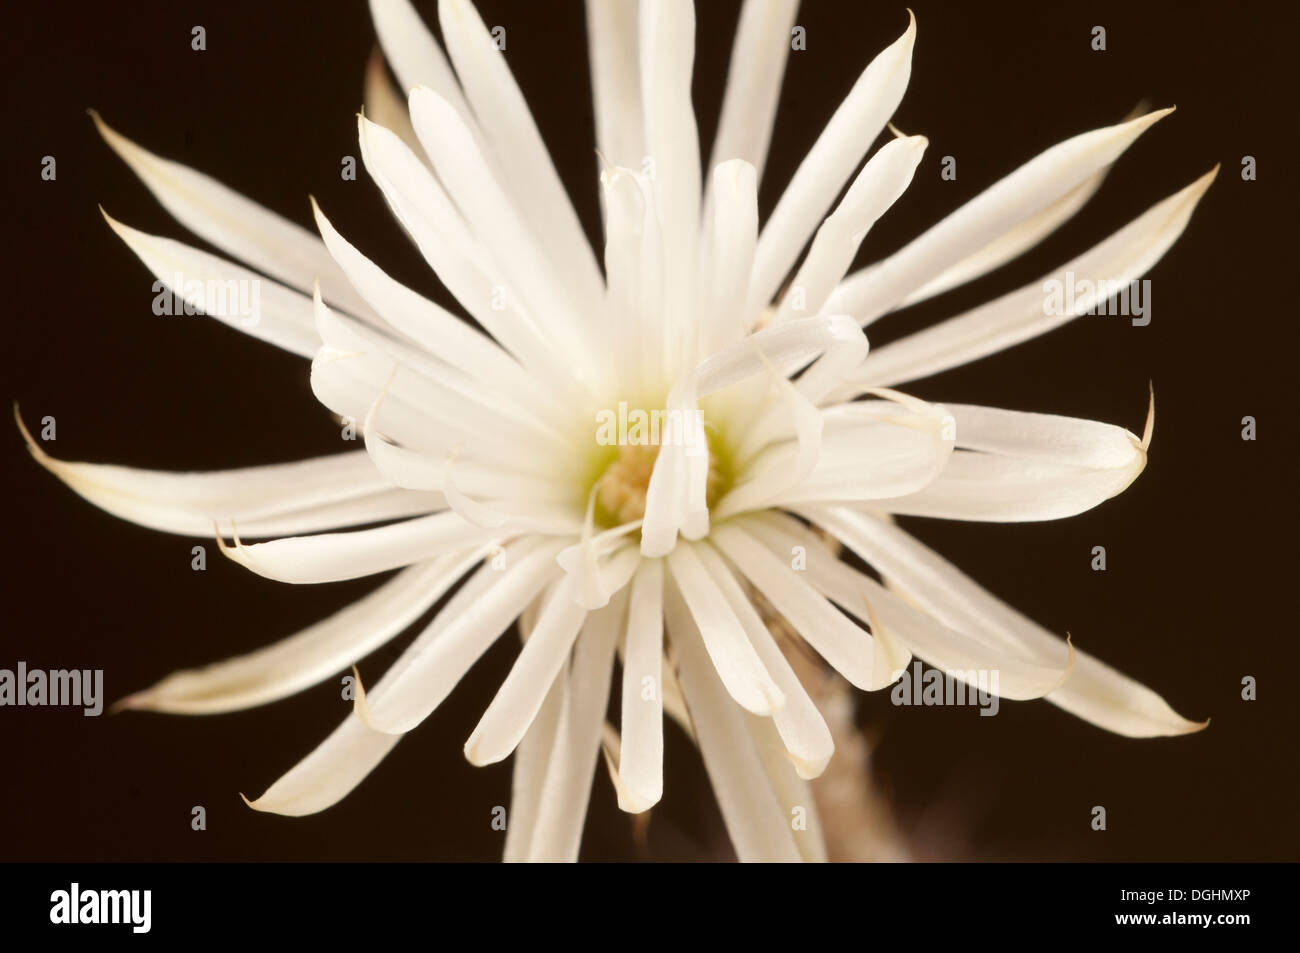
[368,0,471,119]
[93,112,374,320]
[846,168,1218,387]
[827,107,1175,324]
[750,512,1070,700]
[665,542,785,716]
[707,0,800,187]
[585,0,644,171]
[362,48,428,164]
[747,11,915,317]
[874,401,1151,522]
[464,577,590,767]
[639,0,701,338]
[357,536,568,734]
[408,87,600,369]
[665,579,802,862]
[769,134,928,327]
[100,210,320,357]
[618,558,665,812]
[709,521,881,691]
[119,548,486,714]
[439,0,606,320]
[219,507,571,585]
[17,409,437,537]
[695,541,835,779]
[806,507,1207,736]
[516,590,624,860]
[503,665,566,862]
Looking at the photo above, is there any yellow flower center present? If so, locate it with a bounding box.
[584,410,736,528]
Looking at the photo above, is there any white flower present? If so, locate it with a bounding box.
[23,0,1211,862]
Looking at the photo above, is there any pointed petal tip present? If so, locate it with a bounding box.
[108,692,149,715]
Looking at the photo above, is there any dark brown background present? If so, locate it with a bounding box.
[1,0,1295,861]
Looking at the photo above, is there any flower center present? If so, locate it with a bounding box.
[585,411,736,528]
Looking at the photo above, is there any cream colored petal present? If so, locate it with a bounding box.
[638,0,701,338]
[827,107,1175,325]
[618,558,665,812]
[707,0,799,187]
[845,169,1218,388]
[520,591,625,861]
[747,11,915,317]
[438,0,606,324]
[666,579,802,862]
[362,48,427,164]
[806,506,1207,736]
[357,537,568,734]
[585,0,644,172]
[120,548,485,714]
[93,113,374,320]
[17,410,438,538]
[666,542,785,716]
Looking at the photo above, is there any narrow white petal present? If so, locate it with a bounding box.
[827,107,1176,324]
[600,166,667,393]
[806,507,1207,735]
[221,505,575,585]
[357,537,567,734]
[707,0,799,186]
[17,412,439,538]
[695,541,836,779]
[408,88,601,373]
[522,592,624,861]
[747,11,915,317]
[666,542,785,716]
[368,0,472,119]
[101,211,320,357]
[464,577,590,767]
[746,714,829,862]
[770,134,928,327]
[708,521,880,691]
[846,169,1218,387]
[245,714,400,817]
[750,512,1069,699]
[93,112,373,320]
[121,548,485,714]
[639,375,705,555]
[639,0,701,340]
[585,0,644,171]
[875,401,1151,523]
[699,160,760,357]
[363,49,428,164]
[665,581,802,862]
[439,0,606,321]
[503,669,566,862]
[618,558,665,812]
[887,167,1112,308]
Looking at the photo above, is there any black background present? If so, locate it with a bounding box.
[1,0,1295,861]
